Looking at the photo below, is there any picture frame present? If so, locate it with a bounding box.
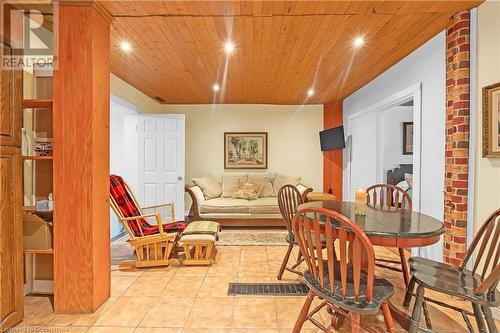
[402,122,413,155]
[482,82,500,157]
[224,132,268,169]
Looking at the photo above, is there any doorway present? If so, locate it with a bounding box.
[345,84,422,211]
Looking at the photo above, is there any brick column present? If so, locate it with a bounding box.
[443,11,470,266]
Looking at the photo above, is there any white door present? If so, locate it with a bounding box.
[127,115,185,221]
[347,112,378,200]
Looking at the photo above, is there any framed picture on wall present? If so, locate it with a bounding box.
[482,82,500,157]
[224,132,268,169]
[403,122,413,155]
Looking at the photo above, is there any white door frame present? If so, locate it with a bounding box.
[344,83,423,212]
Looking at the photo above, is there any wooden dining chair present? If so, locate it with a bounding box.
[404,209,500,333]
[292,206,396,333]
[366,184,412,286]
[277,185,306,280]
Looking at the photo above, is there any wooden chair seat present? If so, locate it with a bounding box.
[305,261,395,315]
[409,257,500,307]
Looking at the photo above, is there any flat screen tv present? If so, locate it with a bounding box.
[320,126,345,151]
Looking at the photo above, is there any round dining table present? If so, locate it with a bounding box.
[297,200,446,330]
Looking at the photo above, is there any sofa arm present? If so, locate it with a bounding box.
[296,184,313,202]
[185,185,205,220]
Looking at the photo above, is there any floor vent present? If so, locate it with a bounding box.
[227,283,309,296]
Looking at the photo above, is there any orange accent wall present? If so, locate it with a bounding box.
[323,102,343,199]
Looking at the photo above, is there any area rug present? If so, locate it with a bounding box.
[217,229,288,246]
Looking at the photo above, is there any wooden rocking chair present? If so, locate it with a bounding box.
[110,175,187,268]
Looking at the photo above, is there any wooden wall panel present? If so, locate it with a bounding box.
[323,101,343,199]
[53,2,110,314]
[1,6,24,330]
[0,45,22,147]
[0,146,24,329]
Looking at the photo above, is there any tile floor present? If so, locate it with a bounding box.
[14,243,497,333]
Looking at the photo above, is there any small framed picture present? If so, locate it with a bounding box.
[482,82,500,157]
[403,122,413,155]
[224,132,268,169]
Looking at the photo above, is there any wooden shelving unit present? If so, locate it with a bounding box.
[22,69,54,296]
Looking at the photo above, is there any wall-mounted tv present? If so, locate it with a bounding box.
[319,126,345,151]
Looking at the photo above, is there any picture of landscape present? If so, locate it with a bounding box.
[224,132,268,169]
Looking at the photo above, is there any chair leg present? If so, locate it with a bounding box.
[398,247,409,286]
[409,284,425,333]
[473,302,488,333]
[296,249,303,263]
[350,313,361,333]
[481,305,498,333]
[277,243,294,280]
[422,299,432,329]
[292,290,314,333]
[381,303,395,333]
[403,276,416,309]
[290,247,304,271]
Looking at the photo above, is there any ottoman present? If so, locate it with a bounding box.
[180,221,220,266]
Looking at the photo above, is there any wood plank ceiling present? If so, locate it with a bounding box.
[100,1,482,104]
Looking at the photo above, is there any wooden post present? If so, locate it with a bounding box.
[323,101,343,199]
[53,1,111,313]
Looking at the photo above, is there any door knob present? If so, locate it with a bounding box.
[178,176,183,180]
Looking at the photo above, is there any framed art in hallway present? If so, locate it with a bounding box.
[482,82,500,157]
[224,132,268,169]
[403,122,414,155]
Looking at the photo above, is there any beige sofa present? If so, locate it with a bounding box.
[185,173,312,227]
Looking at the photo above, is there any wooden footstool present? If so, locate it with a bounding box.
[180,234,216,266]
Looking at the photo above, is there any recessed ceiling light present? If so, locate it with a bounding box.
[224,41,235,54]
[120,41,132,52]
[353,37,364,47]
[307,89,314,96]
[213,84,220,92]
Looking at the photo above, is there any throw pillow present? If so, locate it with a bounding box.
[192,176,222,199]
[231,180,263,200]
[273,173,302,195]
[221,174,248,198]
[248,173,275,197]
[404,173,413,188]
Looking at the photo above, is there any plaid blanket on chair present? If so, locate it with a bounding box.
[110,175,186,237]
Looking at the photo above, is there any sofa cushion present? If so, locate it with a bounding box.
[248,173,275,198]
[192,176,222,199]
[200,198,250,214]
[232,180,263,200]
[247,197,280,214]
[221,174,248,198]
[273,173,302,193]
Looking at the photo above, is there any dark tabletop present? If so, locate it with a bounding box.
[297,201,445,239]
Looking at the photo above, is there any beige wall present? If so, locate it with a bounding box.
[109,77,324,207]
[154,104,324,192]
[474,1,500,232]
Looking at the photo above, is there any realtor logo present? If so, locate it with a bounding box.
[2,2,55,70]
